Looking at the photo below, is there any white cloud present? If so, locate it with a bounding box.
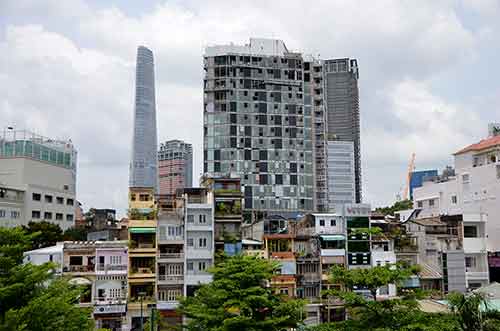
[1,0,499,214]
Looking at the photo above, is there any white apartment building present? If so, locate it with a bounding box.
[413,129,499,289]
[0,130,77,230]
[183,189,214,296]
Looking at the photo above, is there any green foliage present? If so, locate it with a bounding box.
[179,255,305,331]
[328,263,419,301]
[0,227,94,330]
[375,199,413,216]
[63,226,88,241]
[22,221,63,249]
[311,262,460,331]
[3,278,94,331]
[128,208,156,220]
[447,292,500,331]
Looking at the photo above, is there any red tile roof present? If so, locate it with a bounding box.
[454,135,500,155]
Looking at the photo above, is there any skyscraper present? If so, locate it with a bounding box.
[323,59,361,203]
[129,46,158,191]
[311,58,362,211]
[158,140,193,195]
[203,38,314,213]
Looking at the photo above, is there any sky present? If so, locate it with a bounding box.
[1,0,500,217]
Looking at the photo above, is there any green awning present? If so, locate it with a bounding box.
[129,227,156,234]
[321,234,345,241]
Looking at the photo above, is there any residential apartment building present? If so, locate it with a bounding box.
[203,38,314,213]
[201,176,243,257]
[158,140,193,195]
[413,127,496,287]
[25,241,129,330]
[0,129,77,230]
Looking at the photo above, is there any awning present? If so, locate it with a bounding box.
[321,234,345,241]
[69,277,92,285]
[129,227,156,234]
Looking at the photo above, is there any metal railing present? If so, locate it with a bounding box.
[158,253,184,259]
[66,265,95,272]
[96,264,127,272]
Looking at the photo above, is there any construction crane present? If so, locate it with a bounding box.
[402,153,416,201]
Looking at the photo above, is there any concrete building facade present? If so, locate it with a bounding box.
[326,141,356,211]
[0,129,77,230]
[203,38,314,213]
[158,140,193,195]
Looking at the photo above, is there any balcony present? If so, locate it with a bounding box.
[65,264,95,273]
[185,273,212,285]
[186,248,213,259]
[464,238,487,253]
[158,274,184,285]
[158,235,183,244]
[96,264,128,274]
[466,270,489,280]
[129,266,155,279]
[321,249,345,257]
[157,252,184,262]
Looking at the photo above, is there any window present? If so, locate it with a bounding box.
[56,197,64,204]
[330,219,336,226]
[32,210,41,219]
[0,210,5,218]
[110,256,122,264]
[187,262,194,271]
[429,199,435,207]
[69,256,83,265]
[32,193,41,201]
[187,215,194,223]
[66,214,74,222]
[319,219,325,226]
[465,256,476,269]
[45,195,53,203]
[417,201,423,208]
[199,214,206,224]
[66,198,74,206]
[187,238,194,246]
[199,238,207,248]
[56,213,63,221]
[464,226,478,238]
[279,288,289,295]
[198,262,206,271]
[462,174,470,184]
[44,212,52,220]
[10,211,19,219]
[451,195,457,204]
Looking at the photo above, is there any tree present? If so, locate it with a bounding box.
[22,221,63,249]
[63,226,88,241]
[328,263,419,302]
[311,263,460,331]
[178,255,305,331]
[0,227,95,330]
[447,292,500,331]
[375,200,413,216]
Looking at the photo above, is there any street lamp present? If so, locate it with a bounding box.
[138,291,147,331]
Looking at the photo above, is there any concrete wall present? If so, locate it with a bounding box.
[0,158,76,229]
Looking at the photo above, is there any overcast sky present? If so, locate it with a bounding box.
[1,0,500,217]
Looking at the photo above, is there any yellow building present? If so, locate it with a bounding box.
[127,187,157,325]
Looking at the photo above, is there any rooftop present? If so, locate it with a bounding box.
[205,38,290,57]
[454,134,500,155]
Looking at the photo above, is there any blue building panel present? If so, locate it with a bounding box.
[410,170,438,199]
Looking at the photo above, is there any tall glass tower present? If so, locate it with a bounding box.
[129,46,158,191]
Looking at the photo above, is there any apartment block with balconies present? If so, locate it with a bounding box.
[202,177,243,257]
[182,188,214,295]
[463,213,489,289]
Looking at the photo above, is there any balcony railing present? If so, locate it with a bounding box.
[158,253,184,260]
[96,264,128,272]
[159,235,183,242]
[94,297,127,305]
[66,265,95,272]
[130,267,155,275]
[158,275,184,283]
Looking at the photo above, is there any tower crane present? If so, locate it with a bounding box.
[403,153,416,201]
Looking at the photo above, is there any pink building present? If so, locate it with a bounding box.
[158,140,193,195]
